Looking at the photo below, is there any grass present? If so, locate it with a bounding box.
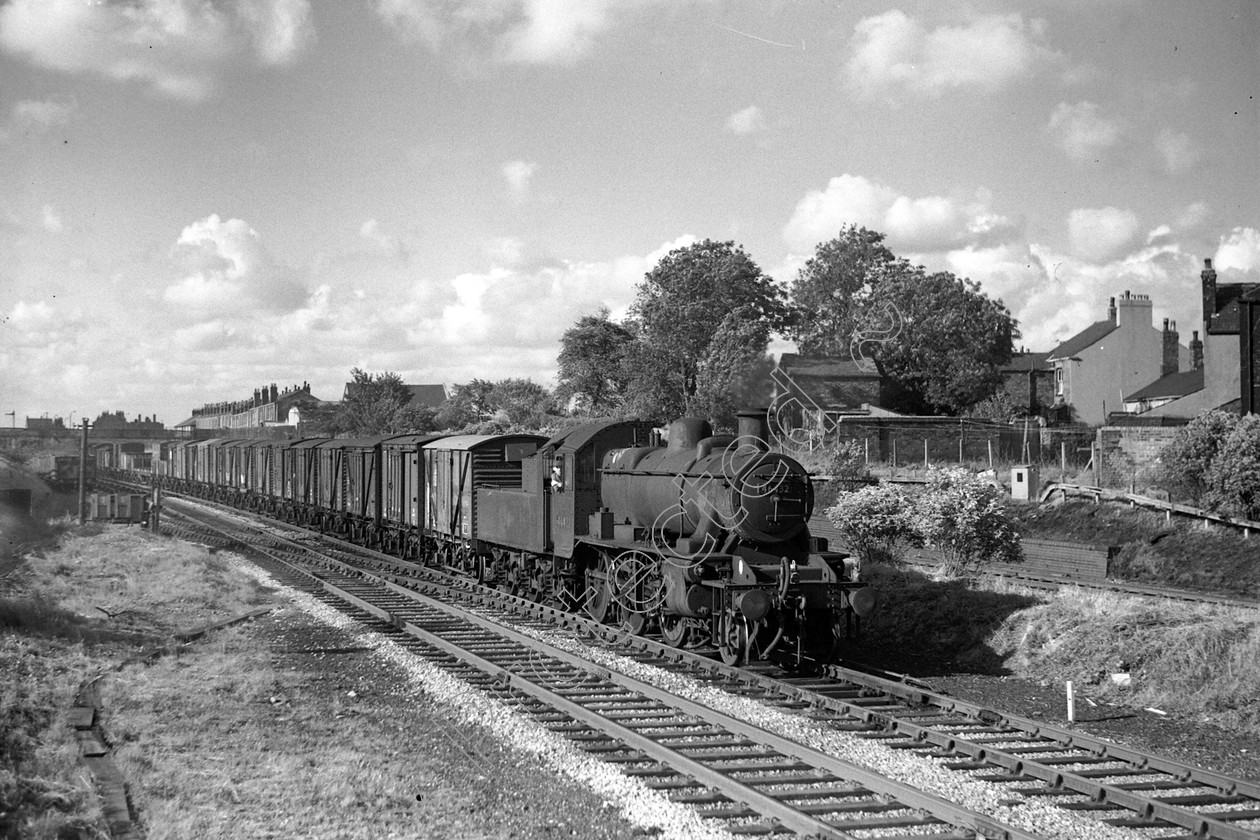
[990,589,1260,732]
[1012,500,1260,598]
[854,559,1260,737]
[0,525,275,839]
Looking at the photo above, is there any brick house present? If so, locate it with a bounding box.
[999,350,1054,415]
[1047,291,1189,425]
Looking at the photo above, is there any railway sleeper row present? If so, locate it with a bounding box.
[162,497,1260,840]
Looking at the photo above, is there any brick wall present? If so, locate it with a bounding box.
[1095,426,1180,490]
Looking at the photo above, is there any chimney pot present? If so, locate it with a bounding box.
[1205,258,1213,269]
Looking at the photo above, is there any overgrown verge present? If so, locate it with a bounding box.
[0,526,274,839]
[1013,500,1260,599]
[851,562,1260,736]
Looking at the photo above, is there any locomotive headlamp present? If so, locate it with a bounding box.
[848,586,877,617]
[737,589,772,622]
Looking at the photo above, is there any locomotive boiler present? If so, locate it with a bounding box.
[593,411,875,665]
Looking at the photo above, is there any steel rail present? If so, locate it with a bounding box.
[156,493,1260,839]
[163,502,1035,840]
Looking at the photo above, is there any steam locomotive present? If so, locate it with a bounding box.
[145,410,874,666]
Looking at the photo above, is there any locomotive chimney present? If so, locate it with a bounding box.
[736,409,770,450]
[666,418,711,452]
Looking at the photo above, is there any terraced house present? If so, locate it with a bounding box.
[1048,291,1190,425]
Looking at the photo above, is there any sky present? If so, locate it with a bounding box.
[1,0,1258,427]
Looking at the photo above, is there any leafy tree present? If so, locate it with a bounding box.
[435,379,495,429]
[323,368,437,435]
[690,310,773,430]
[629,239,787,419]
[1157,409,1239,504]
[436,378,556,431]
[787,227,1016,414]
[1204,413,1260,519]
[787,225,906,355]
[556,308,635,415]
[914,467,1022,576]
[827,484,921,566]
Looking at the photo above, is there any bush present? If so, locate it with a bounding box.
[1204,414,1260,520]
[826,484,920,566]
[1156,409,1239,504]
[914,467,1021,576]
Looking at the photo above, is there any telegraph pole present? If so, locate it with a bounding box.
[78,419,90,524]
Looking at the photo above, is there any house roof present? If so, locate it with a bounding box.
[1125,368,1204,401]
[1047,320,1118,361]
[404,384,448,408]
[1001,351,1053,373]
[342,382,448,408]
[777,353,882,379]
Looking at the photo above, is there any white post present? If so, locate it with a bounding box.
[987,439,993,469]
[1066,681,1075,723]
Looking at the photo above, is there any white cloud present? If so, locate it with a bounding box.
[782,174,1017,255]
[0,0,313,101]
[1178,201,1211,231]
[40,204,63,233]
[1214,227,1260,279]
[374,0,663,65]
[944,240,1203,353]
[1067,206,1140,263]
[845,10,1063,99]
[502,159,537,199]
[164,214,308,318]
[725,105,765,135]
[1,98,74,142]
[358,219,406,257]
[1047,101,1122,163]
[1155,128,1202,175]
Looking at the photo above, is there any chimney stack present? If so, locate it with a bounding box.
[1202,257,1218,332]
[1191,330,1204,370]
[1108,296,1117,324]
[1161,318,1179,378]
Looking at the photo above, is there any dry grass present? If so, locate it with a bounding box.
[0,526,276,839]
[988,588,1260,733]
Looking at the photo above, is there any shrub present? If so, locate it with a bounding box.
[914,467,1022,576]
[826,484,920,566]
[1156,409,1239,504]
[1204,414,1260,520]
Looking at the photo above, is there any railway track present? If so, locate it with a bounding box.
[157,496,1260,840]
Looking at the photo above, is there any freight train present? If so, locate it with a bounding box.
[125,410,875,667]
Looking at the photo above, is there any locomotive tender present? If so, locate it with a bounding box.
[151,410,874,666]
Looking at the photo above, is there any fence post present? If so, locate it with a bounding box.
[891,438,897,475]
[987,439,993,469]
[1061,441,1067,473]
[923,438,929,470]
[864,437,869,467]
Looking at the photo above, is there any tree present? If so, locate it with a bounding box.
[873,270,1016,413]
[436,378,556,431]
[556,308,635,415]
[787,227,1017,415]
[1204,413,1260,519]
[787,225,905,356]
[629,239,787,419]
[337,368,430,435]
[1157,409,1239,504]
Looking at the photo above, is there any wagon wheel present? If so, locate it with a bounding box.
[660,613,690,648]
[718,610,749,666]
[583,554,613,623]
